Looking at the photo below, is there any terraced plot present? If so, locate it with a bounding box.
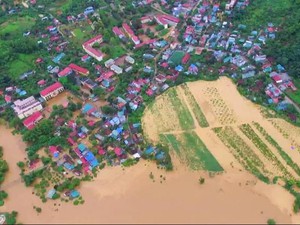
[239,124,293,179]
[252,122,300,176]
[269,118,300,153]
[212,126,270,183]
[142,77,300,181]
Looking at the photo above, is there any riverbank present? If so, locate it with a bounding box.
[1,126,299,223]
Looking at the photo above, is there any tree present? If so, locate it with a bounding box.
[199,177,205,184]
[101,105,117,115]
[93,87,106,100]
[17,161,25,169]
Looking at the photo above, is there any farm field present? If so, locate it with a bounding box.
[168,50,185,65]
[0,16,35,35]
[142,77,300,183]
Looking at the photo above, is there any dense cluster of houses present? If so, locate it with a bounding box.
[154,0,298,113]
[0,0,299,193]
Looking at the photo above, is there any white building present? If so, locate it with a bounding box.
[125,55,135,64]
[110,65,123,74]
[13,96,43,119]
[105,59,115,68]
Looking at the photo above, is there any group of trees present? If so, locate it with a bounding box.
[233,0,300,79]
[0,146,8,206]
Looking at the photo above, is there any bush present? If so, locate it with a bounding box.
[36,207,42,213]
[17,161,25,169]
[267,219,276,225]
[199,177,205,184]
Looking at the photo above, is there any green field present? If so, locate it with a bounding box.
[158,28,170,37]
[168,50,185,65]
[7,54,36,78]
[160,131,223,172]
[0,16,35,35]
[167,88,195,130]
[181,84,209,128]
[73,28,86,40]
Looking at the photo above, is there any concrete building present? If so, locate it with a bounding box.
[110,65,123,74]
[40,82,64,101]
[13,96,43,119]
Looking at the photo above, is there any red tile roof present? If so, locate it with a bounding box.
[162,14,180,23]
[122,23,135,37]
[68,63,89,75]
[112,26,124,36]
[83,35,103,46]
[23,111,43,130]
[114,147,123,156]
[58,67,72,77]
[182,53,190,64]
[40,82,63,97]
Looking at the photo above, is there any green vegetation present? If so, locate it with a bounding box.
[7,54,36,78]
[0,16,35,35]
[286,80,300,105]
[267,218,276,225]
[122,158,138,167]
[158,28,170,37]
[199,177,205,184]
[160,134,181,156]
[213,126,270,183]
[168,51,185,65]
[234,0,300,79]
[160,132,223,172]
[181,84,209,127]
[239,124,293,179]
[253,122,300,176]
[0,146,8,206]
[167,88,195,130]
[33,206,42,213]
[3,211,18,224]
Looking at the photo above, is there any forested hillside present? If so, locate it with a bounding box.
[233,0,300,79]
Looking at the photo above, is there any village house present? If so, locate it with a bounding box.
[105,59,115,68]
[58,67,73,77]
[13,96,43,119]
[40,82,64,101]
[112,26,125,39]
[125,55,135,64]
[110,65,123,74]
[122,23,140,45]
[82,35,104,61]
[68,63,89,76]
[154,14,180,28]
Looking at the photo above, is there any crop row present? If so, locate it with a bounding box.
[239,124,293,179]
[167,88,195,130]
[213,126,270,183]
[252,122,300,177]
[181,84,209,128]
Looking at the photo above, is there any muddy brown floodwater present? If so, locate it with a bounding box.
[1,126,300,223]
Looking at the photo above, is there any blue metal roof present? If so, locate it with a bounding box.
[84,151,95,162]
[78,143,87,153]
